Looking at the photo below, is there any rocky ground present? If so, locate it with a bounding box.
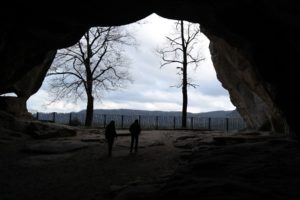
[1,126,300,200]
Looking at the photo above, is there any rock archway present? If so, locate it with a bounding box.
[0,2,298,135]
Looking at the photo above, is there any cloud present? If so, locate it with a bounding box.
[27,89,82,113]
[195,80,229,97]
[44,101,82,113]
[96,100,181,112]
[27,13,235,114]
[188,92,235,113]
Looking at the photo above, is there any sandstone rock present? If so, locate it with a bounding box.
[23,141,87,154]
[26,121,77,139]
[0,96,28,116]
[206,35,288,134]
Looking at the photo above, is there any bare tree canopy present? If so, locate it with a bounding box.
[47,26,135,126]
[157,20,204,128]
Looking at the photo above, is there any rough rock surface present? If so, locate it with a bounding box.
[1,129,300,200]
[26,121,77,139]
[0,96,28,116]
[22,140,88,154]
[207,35,287,133]
[0,111,77,139]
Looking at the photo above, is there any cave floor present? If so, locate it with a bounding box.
[1,128,300,200]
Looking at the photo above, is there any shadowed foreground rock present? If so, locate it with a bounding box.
[153,138,300,200]
[1,130,300,200]
[0,111,77,139]
[23,141,87,154]
[26,122,77,139]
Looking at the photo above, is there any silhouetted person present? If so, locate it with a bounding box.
[129,119,141,153]
[105,120,117,156]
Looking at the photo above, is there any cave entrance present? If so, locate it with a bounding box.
[27,13,244,131]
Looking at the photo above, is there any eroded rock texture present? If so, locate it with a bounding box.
[207,35,287,133]
[0,2,299,135]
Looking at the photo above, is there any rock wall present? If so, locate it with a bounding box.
[13,51,57,98]
[0,97,28,117]
[0,50,56,117]
[206,34,287,133]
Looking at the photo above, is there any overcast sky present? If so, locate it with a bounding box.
[27,13,235,114]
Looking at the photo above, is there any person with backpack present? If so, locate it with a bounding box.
[105,120,117,157]
[129,119,141,153]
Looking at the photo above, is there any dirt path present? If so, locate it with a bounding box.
[3,129,300,199]
[0,129,194,200]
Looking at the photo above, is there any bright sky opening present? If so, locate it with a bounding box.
[27,13,235,113]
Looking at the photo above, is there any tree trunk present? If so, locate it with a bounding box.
[85,93,94,126]
[182,79,187,128]
[84,35,94,127]
[182,62,188,128]
[85,72,94,126]
[181,20,188,128]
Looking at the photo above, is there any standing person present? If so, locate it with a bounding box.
[129,119,141,153]
[105,120,117,157]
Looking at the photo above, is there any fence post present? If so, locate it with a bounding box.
[208,117,211,130]
[53,112,56,123]
[36,112,39,120]
[121,115,124,129]
[104,114,107,128]
[226,118,229,132]
[173,116,176,129]
[155,116,158,130]
[69,112,72,125]
[191,117,194,130]
[138,115,141,124]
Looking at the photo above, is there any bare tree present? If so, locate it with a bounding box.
[47,26,135,126]
[157,20,204,128]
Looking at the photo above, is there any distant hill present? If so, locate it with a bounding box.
[76,108,241,118]
[34,108,245,130]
